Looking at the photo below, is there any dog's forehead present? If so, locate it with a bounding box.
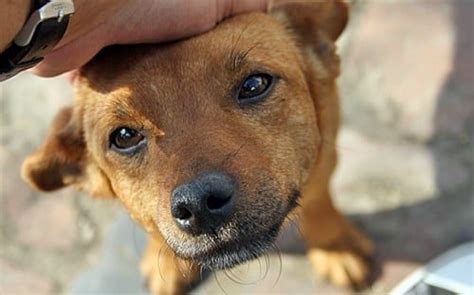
[123,14,299,94]
[80,12,298,90]
[146,13,294,67]
[77,12,303,131]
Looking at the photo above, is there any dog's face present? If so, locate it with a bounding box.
[22,1,347,269]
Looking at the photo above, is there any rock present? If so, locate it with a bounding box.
[339,0,456,142]
[16,197,78,250]
[0,260,54,295]
[333,127,437,214]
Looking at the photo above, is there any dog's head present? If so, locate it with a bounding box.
[22,1,348,269]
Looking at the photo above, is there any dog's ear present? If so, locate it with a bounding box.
[22,107,115,198]
[271,0,349,78]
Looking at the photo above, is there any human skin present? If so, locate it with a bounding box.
[0,0,268,78]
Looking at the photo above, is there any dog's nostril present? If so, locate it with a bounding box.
[171,172,236,234]
[207,194,231,211]
[175,206,192,220]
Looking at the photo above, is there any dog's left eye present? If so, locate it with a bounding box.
[110,127,145,154]
[237,73,274,104]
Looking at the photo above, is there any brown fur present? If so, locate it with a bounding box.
[22,1,374,293]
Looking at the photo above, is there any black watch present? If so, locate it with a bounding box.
[0,0,75,81]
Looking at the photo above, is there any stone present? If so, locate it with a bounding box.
[339,0,457,142]
[0,260,54,295]
[333,127,437,214]
[16,197,78,250]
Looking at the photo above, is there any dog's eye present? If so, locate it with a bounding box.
[110,127,145,154]
[237,73,274,104]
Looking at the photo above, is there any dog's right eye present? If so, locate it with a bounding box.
[109,127,146,155]
[236,73,275,105]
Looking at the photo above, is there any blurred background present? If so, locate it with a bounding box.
[1,0,473,294]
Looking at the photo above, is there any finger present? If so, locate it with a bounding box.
[228,0,269,15]
[31,27,107,77]
[217,0,268,22]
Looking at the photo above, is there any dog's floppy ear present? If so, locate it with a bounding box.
[271,0,349,78]
[22,106,115,198]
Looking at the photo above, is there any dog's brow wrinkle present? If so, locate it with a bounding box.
[230,52,247,71]
[227,19,258,71]
[229,42,262,72]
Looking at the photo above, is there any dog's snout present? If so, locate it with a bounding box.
[171,172,235,235]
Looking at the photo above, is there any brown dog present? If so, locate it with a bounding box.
[22,1,374,293]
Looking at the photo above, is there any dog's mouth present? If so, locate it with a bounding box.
[174,220,283,270]
[169,189,301,269]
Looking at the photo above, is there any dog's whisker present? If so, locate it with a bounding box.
[271,242,283,289]
[256,253,264,280]
[285,211,304,239]
[224,264,260,286]
[156,242,169,282]
[223,248,273,286]
[172,254,187,279]
[228,19,258,71]
[187,259,199,280]
[214,271,228,295]
[199,265,205,282]
[223,268,245,285]
[263,251,271,282]
[253,252,267,283]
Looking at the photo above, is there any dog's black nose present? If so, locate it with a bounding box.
[171,172,235,235]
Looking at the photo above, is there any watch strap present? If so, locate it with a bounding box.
[35,0,53,9]
[0,0,74,81]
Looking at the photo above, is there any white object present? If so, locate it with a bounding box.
[390,241,474,295]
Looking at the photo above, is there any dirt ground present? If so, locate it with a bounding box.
[1,1,473,294]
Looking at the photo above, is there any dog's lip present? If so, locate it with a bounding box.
[174,221,282,269]
[169,189,301,269]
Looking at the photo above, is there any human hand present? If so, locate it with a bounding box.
[32,0,268,77]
